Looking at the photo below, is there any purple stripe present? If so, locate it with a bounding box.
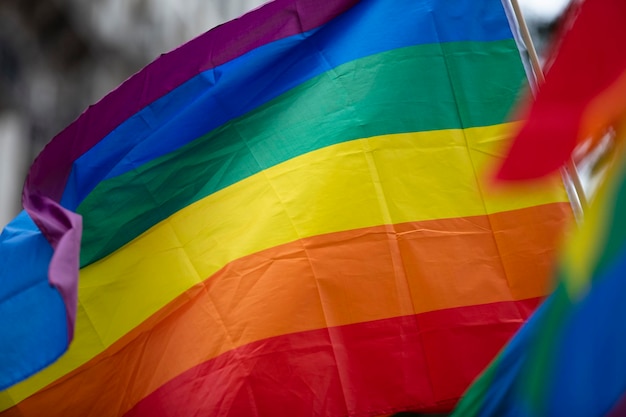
[21,0,359,343]
[24,0,359,202]
[23,195,81,340]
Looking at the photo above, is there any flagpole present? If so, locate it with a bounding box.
[510,0,545,84]
[509,0,588,216]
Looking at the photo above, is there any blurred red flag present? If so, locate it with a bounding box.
[497,0,626,181]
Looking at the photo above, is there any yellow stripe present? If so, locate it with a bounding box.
[0,123,568,408]
[563,142,624,296]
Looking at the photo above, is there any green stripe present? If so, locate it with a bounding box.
[521,281,572,414]
[78,39,525,266]
[450,353,506,416]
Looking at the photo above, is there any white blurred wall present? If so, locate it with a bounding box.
[65,0,267,100]
[0,0,266,227]
[75,0,268,61]
[0,113,27,227]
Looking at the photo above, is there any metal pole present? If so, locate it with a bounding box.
[509,0,588,215]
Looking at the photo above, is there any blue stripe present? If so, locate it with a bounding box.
[0,211,68,390]
[465,250,626,417]
[476,297,555,417]
[61,0,513,208]
[548,249,626,416]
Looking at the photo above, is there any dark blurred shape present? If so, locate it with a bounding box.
[14,0,90,69]
[0,37,20,111]
[0,0,93,162]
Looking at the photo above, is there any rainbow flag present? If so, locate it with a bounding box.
[0,0,571,415]
[451,141,626,417]
[497,0,626,181]
[451,0,626,414]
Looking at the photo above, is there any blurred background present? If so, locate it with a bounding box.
[0,0,572,227]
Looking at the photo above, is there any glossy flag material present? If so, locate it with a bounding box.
[0,0,571,415]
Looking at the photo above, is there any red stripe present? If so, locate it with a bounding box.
[1,206,568,417]
[496,0,626,180]
[124,299,541,417]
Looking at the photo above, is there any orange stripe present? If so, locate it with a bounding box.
[126,300,540,416]
[2,203,571,417]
